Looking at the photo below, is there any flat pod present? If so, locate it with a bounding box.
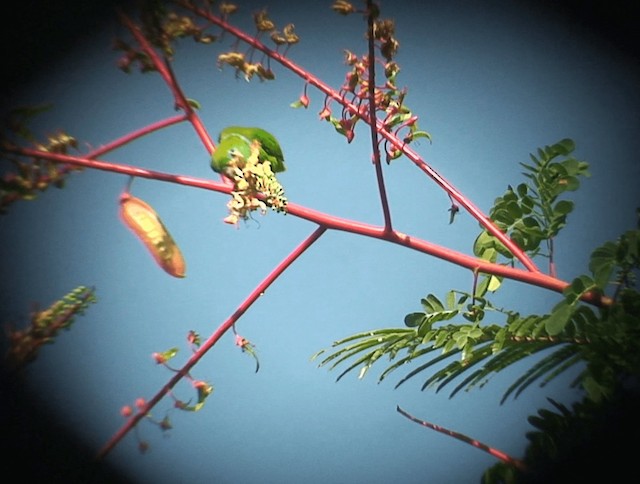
[119,193,186,278]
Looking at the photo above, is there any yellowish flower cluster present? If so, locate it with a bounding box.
[223,141,287,225]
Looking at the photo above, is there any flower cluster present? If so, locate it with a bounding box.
[4,286,96,371]
[1,123,83,213]
[216,51,275,81]
[120,397,172,454]
[234,332,260,372]
[116,7,216,72]
[216,9,300,81]
[312,5,431,160]
[223,140,287,226]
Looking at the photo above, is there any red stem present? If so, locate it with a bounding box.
[396,405,526,471]
[178,0,539,273]
[365,0,392,231]
[5,146,610,308]
[97,226,327,459]
[118,11,216,157]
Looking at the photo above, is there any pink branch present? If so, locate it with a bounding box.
[86,114,188,159]
[97,226,327,459]
[8,147,230,193]
[179,1,539,273]
[5,146,610,308]
[118,11,216,157]
[397,405,526,471]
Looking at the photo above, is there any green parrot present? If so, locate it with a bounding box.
[211,126,286,174]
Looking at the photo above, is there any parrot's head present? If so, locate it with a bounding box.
[210,134,252,175]
[212,126,286,175]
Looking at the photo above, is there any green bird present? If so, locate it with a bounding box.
[211,126,286,174]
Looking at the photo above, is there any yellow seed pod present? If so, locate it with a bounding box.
[119,193,186,278]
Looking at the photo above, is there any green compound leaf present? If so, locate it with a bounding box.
[544,300,574,336]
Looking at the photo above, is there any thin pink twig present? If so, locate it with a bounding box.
[86,114,188,159]
[397,405,527,471]
[97,226,327,459]
[365,0,392,231]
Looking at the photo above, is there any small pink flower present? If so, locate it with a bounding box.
[235,334,248,347]
[187,330,199,345]
[318,105,332,120]
[120,405,133,417]
[339,118,355,143]
[299,93,310,108]
[152,352,166,364]
[135,397,146,410]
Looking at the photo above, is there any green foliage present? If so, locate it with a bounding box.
[314,138,639,478]
[315,213,639,405]
[474,139,589,265]
[4,286,97,371]
[483,391,640,483]
[313,290,592,401]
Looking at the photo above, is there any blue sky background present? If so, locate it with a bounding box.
[2,1,639,482]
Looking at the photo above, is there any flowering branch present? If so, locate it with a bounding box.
[97,226,327,458]
[3,145,610,308]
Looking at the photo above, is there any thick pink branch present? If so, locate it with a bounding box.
[97,226,327,459]
[5,147,609,308]
[180,1,539,273]
[7,147,230,193]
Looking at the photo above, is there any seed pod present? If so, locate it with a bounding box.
[119,193,186,278]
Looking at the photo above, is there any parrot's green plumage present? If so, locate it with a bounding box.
[211,126,286,174]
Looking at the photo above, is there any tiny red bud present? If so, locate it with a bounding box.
[120,405,133,417]
[299,93,310,108]
[318,106,332,120]
[152,352,166,364]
